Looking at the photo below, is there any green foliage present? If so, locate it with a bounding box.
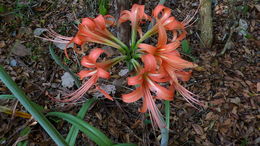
[99,0,109,15]
[47,112,114,146]
[0,66,68,146]
[17,127,31,146]
[66,98,97,146]
[181,40,191,55]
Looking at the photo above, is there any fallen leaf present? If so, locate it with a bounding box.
[211,98,225,105]
[33,28,48,36]
[11,41,31,57]
[230,97,241,104]
[192,124,204,135]
[255,5,260,12]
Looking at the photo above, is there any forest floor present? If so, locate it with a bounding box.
[0,0,259,145]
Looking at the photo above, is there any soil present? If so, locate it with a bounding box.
[0,0,259,145]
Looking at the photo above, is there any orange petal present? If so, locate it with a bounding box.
[141,54,157,72]
[175,70,192,81]
[153,5,171,22]
[127,74,143,85]
[78,70,97,80]
[81,56,95,68]
[122,87,143,103]
[88,48,105,62]
[157,24,167,47]
[138,43,157,54]
[81,18,95,29]
[94,15,106,29]
[147,80,173,100]
[97,68,110,79]
[96,86,113,101]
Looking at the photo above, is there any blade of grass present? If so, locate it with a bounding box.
[47,112,114,146]
[0,66,68,146]
[0,94,15,100]
[49,45,81,88]
[66,98,97,146]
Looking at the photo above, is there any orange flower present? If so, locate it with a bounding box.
[73,15,121,48]
[122,54,173,129]
[138,42,202,107]
[54,48,120,102]
[119,4,150,38]
[152,5,187,43]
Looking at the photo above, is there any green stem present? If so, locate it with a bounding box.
[160,100,170,146]
[131,28,137,49]
[0,66,68,146]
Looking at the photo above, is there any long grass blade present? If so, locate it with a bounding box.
[0,66,68,146]
[47,112,113,146]
[66,98,97,146]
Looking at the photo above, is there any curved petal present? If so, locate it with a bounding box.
[153,5,171,22]
[88,48,105,63]
[127,74,143,85]
[118,10,131,24]
[104,15,115,26]
[157,24,167,47]
[159,41,180,53]
[141,54,157,72]
[175,70,192,81]
[78,70,97,80]
[81,56,96,68]
[81,18,95,29]
[138,43,157,55]
[147,79,173,100]
[96,86,113,101]
[97,67,110,79]
[122,87,143,103]
[94,15,106,29]
[161,54,197,69]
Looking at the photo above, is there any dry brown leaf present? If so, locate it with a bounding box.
[192,124,204,135]
[211,98,225,105]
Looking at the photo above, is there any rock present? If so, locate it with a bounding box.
[119,69,128,76]
[61,72,75,88]
[10,59,17,67]
[11,41,31,57]
[0,41,6,48]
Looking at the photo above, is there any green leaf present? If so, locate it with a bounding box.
[47,112,113,146]
[0,66,68,146]
[181,40,191,54]
[0,95,15,100]
[49,45,81,88]
[19,127,31,136]
[17,127,31,146]
[66,98,97,146]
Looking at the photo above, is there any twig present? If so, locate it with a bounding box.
[218,24,237,56]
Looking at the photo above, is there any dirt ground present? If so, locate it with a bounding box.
[0,0,259,145]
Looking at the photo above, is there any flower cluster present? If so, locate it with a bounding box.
[45,4,202,130]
